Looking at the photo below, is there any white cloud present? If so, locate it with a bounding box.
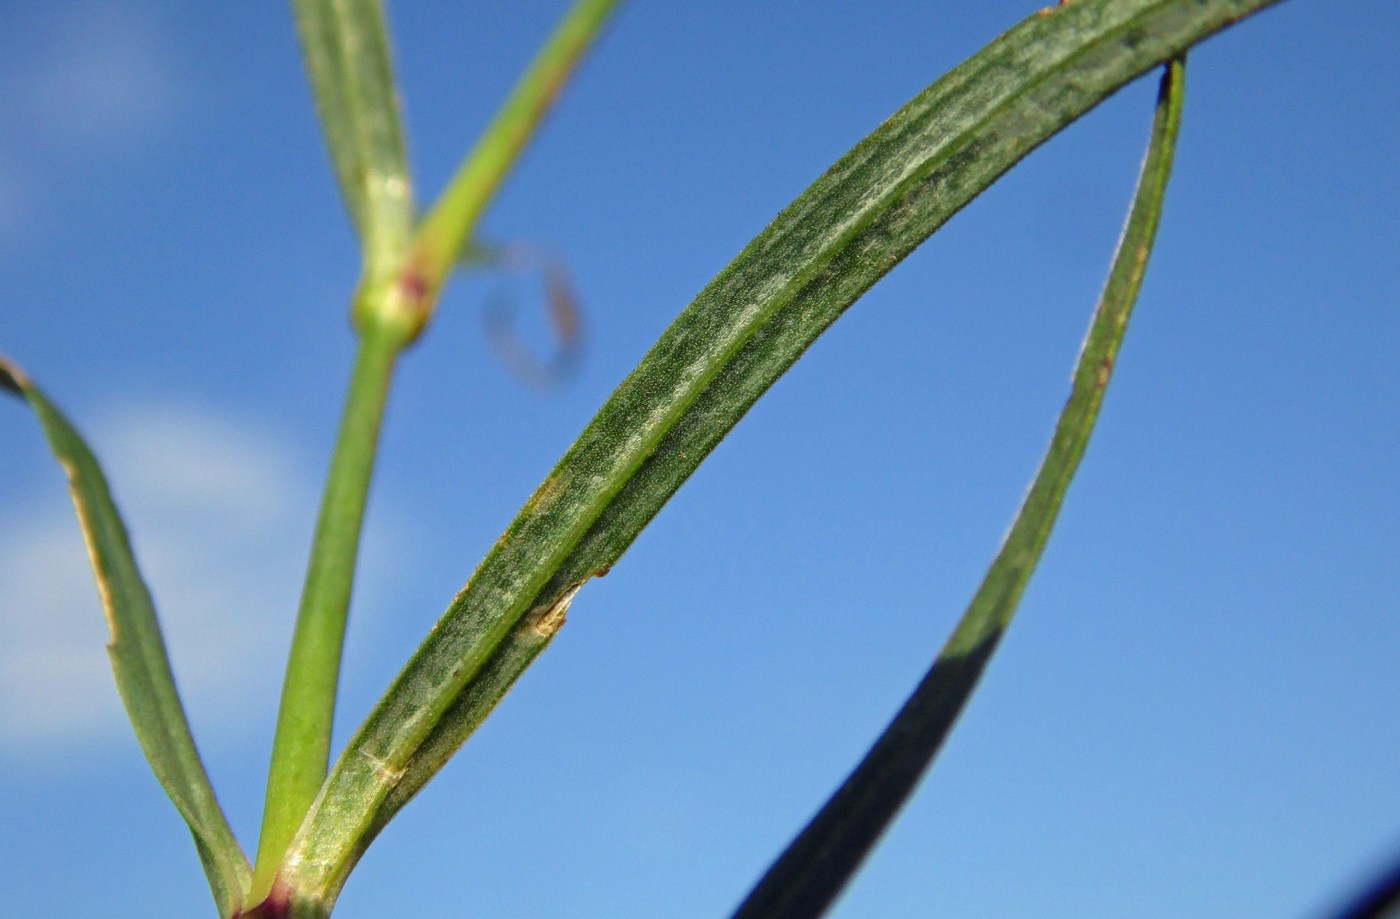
[0,517,121,742]
[0,403,398,750]
[14,2,180,147]
[0,2,183,247]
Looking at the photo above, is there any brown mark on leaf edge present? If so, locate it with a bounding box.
[524,468,572,514]
[0,357,25,394]
[1097,356,1114,389]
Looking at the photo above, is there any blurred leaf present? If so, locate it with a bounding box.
[1327,844,1400,919]
[291,0,412,272]
[0,358,251,917]
[276,0,1280,903]
[732,56,1188,919]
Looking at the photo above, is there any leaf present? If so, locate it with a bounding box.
[0,358,251,917]
[291,0,413,272]
[356,587,574,870]
[277,0,1281,901]
[1324,843,1400,919]
[731,55,1188,919]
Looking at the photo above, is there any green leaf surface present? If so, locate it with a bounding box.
[359,587,572,867]
[278,0,1280,900]
[0,358,251,917]
[731,56,1188,919]
[291,0,412,273]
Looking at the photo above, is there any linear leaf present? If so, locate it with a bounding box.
[291,0,412,272]
[731,56,1187,919]
[278,0,1281,901]
[353,588,573,873]
[0,358,251,917]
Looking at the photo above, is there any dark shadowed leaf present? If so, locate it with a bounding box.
[732,56,1187,919]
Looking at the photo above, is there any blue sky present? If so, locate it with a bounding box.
[1,1,1397,916]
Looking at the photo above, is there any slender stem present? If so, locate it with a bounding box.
[252,315,406,898]
[247,2,620,903]
[402,0,621,313]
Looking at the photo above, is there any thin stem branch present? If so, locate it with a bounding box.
[252,316,405,898]
[402,0,621,318]
[249,2,621,905]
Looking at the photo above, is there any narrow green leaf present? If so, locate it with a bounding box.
[248,3,618,905]
[731,56,1188,919]
[279,0,1279,900]
[358,588,573,870]
[0,358,251,917]
[291,0,413,272]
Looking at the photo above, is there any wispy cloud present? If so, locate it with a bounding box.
[0,403,396,750]
[0,1,183,245]
[7,2,181,146]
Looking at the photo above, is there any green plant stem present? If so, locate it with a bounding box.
[252,316,405,899]
[402,0,621,316]
[245,3,620,906]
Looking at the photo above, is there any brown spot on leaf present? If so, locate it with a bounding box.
[1097,356,1114,389]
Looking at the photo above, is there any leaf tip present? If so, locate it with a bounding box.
[0,355,27,396]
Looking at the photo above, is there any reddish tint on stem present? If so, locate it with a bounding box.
[234,883,289,919]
